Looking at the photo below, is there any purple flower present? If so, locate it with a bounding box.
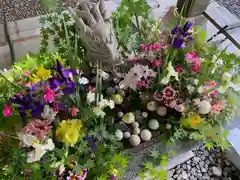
[84,136,97,153]
[171,22,193,48]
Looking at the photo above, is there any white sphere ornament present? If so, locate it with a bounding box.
[148,119,159,130]
[129,135,141,146]
[132,122,139,128]
[147,101,157,111]
[115,130,123,141]
[140,129,152,141]
[166,123,172,130]
[123,132,131,139]
[141,112,148,118]
[198,100,211,114]
[122,112,135,124]
[157,106,167,116]
[133,128,140,135]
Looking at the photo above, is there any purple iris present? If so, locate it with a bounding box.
[84,136,97,153]
[10,90,44,121]
[171,22,193,48]
[48,60,77,94]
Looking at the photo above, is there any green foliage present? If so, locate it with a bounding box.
[40,11,87,68]
[40,0,58,11]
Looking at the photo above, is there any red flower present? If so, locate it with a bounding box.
[162,87,175,100]
[151,59,162,67]
[71,106,79,117]
[191,63,200,72]
[175,65,184,72]
[139,44,146,51]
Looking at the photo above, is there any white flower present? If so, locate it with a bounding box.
[98,99,115,109]
[93,107,106,117]
[222,72,232,82]
[19,133,38,147]
[98,70,110,80]
[197,86,205,94]
[123,64,155,90]
[41,105,57,122]
[78,77,89,85]
[27,138,55,163]
[161,62,179,85]
[217,72,235,94]
[86,92,103,104]
[194,79,199,85]
[187,85,195,93]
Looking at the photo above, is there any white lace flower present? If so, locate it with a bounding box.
[86,92,103,104]
[161,62,179,85]
[78,77,89,85]
[93,107,106,117]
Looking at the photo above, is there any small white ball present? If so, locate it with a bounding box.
[141,112,148,118]
[132,122,139,128]
[140,129,152,141]
[166,123,172,130]
[133,128,140,135]
[129,135,141,146]
[117,112,124,118]
[198,100,211,114]
[157,106,167,116]
[147,101,157,111]
[123,131,131,139]
[148,119,159,130]
[115,129,123,141]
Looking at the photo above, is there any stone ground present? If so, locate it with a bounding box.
[215,0,240,19]
[0,0,77,23]
[168,146,240,180]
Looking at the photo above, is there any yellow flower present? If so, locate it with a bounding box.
[56,120,83,146]
[37,66,51,81]
[181,114,201,128]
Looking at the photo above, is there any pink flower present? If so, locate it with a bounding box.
[88,86,96,92]
[211,103,221,114]
[175,65,184,72]
[139,44,146,51]
[191,63,200,72]
[136,80,148,88]
[44,88,56,103]
[165,99,177,108]
[151,59,162,67]
[67,169,87,180]
[150,43,161,51]
[23,119,52,140]
[193,98,201,105]
[185,52,198,63]
[71,106,79,117]
[23,71,31,76]
[24,169,32,174]
[162,87,175,100]
[3,105,13,117]
[205,81,217,87]
[153,92,163,102]
[110,174,117,179]
[174,104,186,112]
[208,90,217,97]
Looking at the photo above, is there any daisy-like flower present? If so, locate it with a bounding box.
[162,87,175,100]
[3,105,13,117]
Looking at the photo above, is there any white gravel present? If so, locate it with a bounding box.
[215,0,240,19]
[168,146,240,180]
[0,0,77,23]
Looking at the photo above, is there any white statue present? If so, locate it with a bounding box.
[68,0,123,69]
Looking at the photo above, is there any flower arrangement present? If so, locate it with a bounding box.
[1,1,240,180]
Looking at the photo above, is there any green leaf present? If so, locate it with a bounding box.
[144,162,153,170]
[138,171,146,180]
[84,159,95,169]
[204,142,214,151]
[150,149,160,160]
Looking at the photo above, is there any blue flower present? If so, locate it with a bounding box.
[84,136,97,153]
[171,22,193,48]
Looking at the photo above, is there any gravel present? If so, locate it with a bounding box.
[0,0,77,23]
[168,146,240,180]
[215,0,240,19]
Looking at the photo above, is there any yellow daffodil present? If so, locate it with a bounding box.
[30,66,51,83]
[56,120,83,146]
